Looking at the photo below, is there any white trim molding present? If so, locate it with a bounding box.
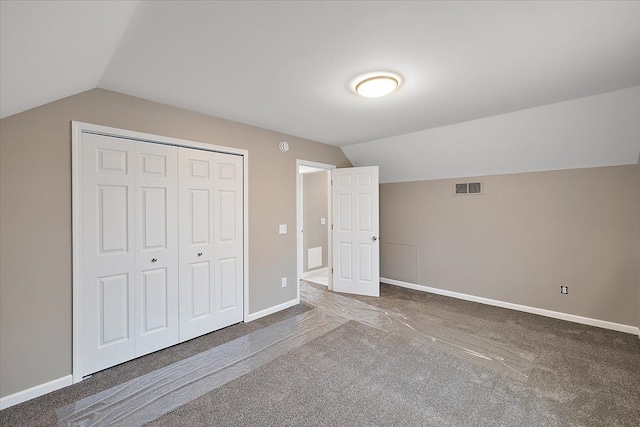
[245,298,299,323]
[381,278,640,336]
[296,159,336,303]
[0,375,72,410]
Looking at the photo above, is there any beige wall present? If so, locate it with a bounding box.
[0,89,351,398]
[380,165,640,328]
[302,171,329,273]
[637,156,640,331]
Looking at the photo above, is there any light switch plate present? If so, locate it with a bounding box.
[321,218,326,225]
[279,224,287,234]
[281,277,287,287]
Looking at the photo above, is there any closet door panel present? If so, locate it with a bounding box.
[80,133,136,377]
[134,142,179,356]
[213,153,244,326]
[141,268,169,331]
[178,148,217,341]
[190,261,212,318]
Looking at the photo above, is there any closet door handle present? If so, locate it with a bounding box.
[197,252,203,257]
[151,258,157,263]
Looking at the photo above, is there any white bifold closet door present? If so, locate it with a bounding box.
[79,133,243,378]
[80,134,179,376]
[178,148,243,341]
[134,141,179,356]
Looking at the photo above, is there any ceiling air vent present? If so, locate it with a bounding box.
[454,181,483,196]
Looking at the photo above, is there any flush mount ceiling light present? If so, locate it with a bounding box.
[353,72,402,98]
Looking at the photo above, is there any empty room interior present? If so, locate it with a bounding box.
[1,1,640,426]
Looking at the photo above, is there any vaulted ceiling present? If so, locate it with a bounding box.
[2,1,639,181]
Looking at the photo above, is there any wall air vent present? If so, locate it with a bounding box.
[454,181,483,196]
[455,183,468,194]
[468,182,482,194]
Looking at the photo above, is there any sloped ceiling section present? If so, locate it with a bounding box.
[0,0,140,118]
[343,87,640,183]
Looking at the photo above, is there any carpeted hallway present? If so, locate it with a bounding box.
[1,282,639,426]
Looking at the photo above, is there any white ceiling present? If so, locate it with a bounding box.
[0,0,139,119]
[2,1,639,163]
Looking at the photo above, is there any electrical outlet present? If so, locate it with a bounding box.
[560,285,568,295]
[281,277,287,288]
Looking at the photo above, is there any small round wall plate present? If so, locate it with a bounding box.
[279,141,289,152]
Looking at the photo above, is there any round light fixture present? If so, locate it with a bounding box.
[353,72,401,98]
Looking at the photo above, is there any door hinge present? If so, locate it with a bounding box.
[331,224,334,230]
[331,179,333,185]
[331,268,334,274]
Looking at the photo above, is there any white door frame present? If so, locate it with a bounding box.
[296,160,335,299]
[71,121,249,384]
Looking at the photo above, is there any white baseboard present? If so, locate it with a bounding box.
[381,278,640,336]
[302,267,328,279]
[0,374,72,410]
[245,298,299,322]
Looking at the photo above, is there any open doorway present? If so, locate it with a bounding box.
[296,160,335,298]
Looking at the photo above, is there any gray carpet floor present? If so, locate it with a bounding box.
[149,320,558,427]
[1,282,639,426]
[0,303,312,427]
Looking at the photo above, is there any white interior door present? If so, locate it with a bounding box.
[211,153,244,327]
[80,133,136,376]
[178,148,245,341]
[332,166,380,297]
[134,142,179,356]
[178,147,215,341]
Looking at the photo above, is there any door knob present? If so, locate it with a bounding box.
[151,258,157,263]
[372,236,378,241]
[197,252,203,257]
